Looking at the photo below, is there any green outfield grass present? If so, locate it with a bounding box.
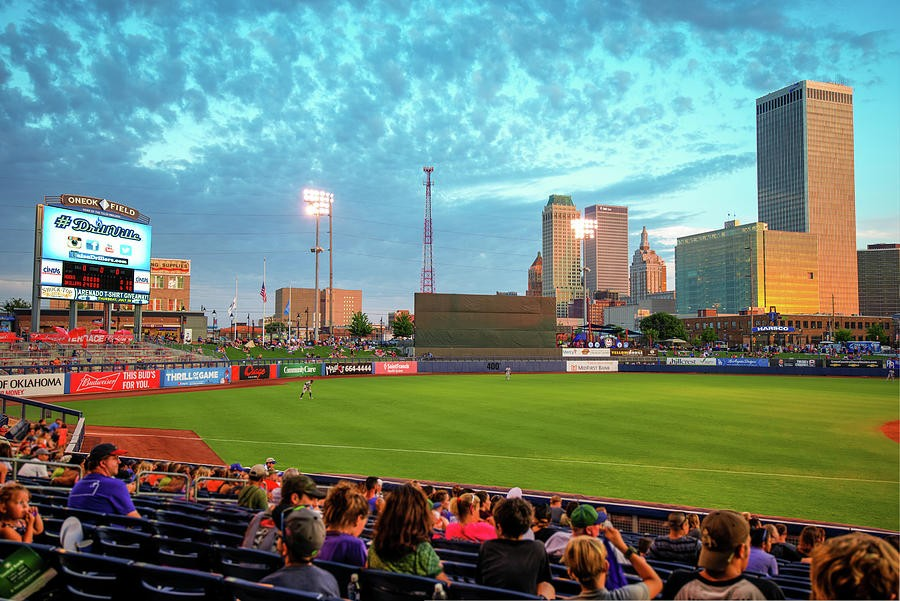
[66,373,899,530]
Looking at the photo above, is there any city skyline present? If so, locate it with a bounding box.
[0,2,897,322]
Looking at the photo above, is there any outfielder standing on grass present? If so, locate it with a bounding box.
[300,380,314,400]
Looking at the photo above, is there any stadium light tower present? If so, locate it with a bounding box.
[303,188,333,343]
[572,217,596,343]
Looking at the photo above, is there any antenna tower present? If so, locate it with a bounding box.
[420,166,435,293]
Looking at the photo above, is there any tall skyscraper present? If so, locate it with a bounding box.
[541,195,581,318]
[526,252,543,297]
[756,80,858,314]
[858,244,900,317]
[630,226,667,302]
[583,205,629,297]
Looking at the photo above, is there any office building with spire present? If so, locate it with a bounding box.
[541,194,581,318]
[630,226,667,302]
[526,252,543,297]
[756,80,858,314]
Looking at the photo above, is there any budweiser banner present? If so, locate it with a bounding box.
[68,370,160,394]
[233,364,274,380]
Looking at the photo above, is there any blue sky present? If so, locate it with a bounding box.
[1,0,898,323]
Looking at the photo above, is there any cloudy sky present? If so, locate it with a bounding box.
[1,0,898,323]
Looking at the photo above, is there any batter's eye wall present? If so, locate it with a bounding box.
[414,293,557,356]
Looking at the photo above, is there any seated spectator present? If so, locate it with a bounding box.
[365,476,384,515]
[18,447,51,479]
[476,497,554,598]
[319,481,369,567]
[0,442,12,484]
[809,532,899,600]
[260,507,341,598]
[549,495,564,525]
[431,490,452,523]
[237,464,269,511]
[368,483,448,581]
[475,490,495,526]
[662,510,784,600]
[646,511,701,566]
[560,500,579,528]
[50,454,84,487]
[769,523,802,562]
[67,443,140,518]
[532,504,556,543]
[637,537,653,557]
[444,492,497,542]
[564,529,663,600]
[687,513,702,539]
[545,505,628,591]
[746,527,778,576]
[0,482,44,543]
[797,525,826,564]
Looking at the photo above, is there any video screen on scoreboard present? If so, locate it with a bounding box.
[40,206,151,304]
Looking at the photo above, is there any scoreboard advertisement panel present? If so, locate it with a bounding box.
[40,205,151,304]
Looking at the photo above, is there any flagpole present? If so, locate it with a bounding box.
[233,277,238,342]
[262,257,267,344]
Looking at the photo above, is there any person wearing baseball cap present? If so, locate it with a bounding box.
[259,507,340,598]
[544,504,629,591]
[662,510,785,599]
[237,464,270,511]
[67,443,140,518]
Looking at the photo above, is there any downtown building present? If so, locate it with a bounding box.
[275,287,362,334]
[583,204,629,297]
[526,252,542,297]
[541,195,581,318]
[756,80,858,314]
[630,226,667,302]
[857,244,900,318]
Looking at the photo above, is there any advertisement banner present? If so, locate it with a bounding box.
[324,363,374,376]
[233,365,274,381]
[566,361,619,372]
[68,370,160,394]
[610,349,646,356]
[666,357,717,366]
[161,367,230,388]
[716,358,770,367]
[0,373,66,397]
[826,359,882,368]
[373,361,418,375]
[562,348,611,357]
[773,358,822,368]
[278,363,322,378]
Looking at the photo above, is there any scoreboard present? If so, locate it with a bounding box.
[61,262,135,294]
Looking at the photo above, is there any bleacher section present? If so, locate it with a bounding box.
[0,341,209,373]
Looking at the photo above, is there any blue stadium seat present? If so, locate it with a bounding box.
[56,549,134,600]
[446,581,541,600]
[431,539,481,554]
[132,561,227,599]
[224,576,325,601]
[156,509,209,530]
[212,544,282,580]
[360,568,442,601]
[153,535,214,571]
[95,525,155,563]
[440,560,477,583]
[314,558,360,592]
[434,548,479,564]
[550,577,581,597]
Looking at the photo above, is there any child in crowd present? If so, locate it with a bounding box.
[0,482,44,543]
[319,481,369,567]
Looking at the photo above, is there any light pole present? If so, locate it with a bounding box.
[303,188,333,344]
[572,217,596,344]
[212,310,217,340]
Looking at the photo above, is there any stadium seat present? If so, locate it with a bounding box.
[224,576,325,600]
[154,535,214,571]
[132,561,227,599]
[156,509,209,530]
[550,577,581,597]
[212,545,282,580]
[778,582,813,600]
[434,548,479,564]
[441,560,478,583]
[102,513,156,533]
[95,525,155,562]
[56,549,134,600]
[205,527,244,547]
[431,539,481,554]
[314,558,360,592]
[445,581,542,600]
[360,568,442,601]
[152,520,209,542]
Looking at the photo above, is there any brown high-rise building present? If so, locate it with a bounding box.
[541,195,581,318]
[276,287,361,332]
[756,80,857,314]
[583,204,629,297]
[526,252,542,297]
[630,226,667,302]
[858,244,900,317]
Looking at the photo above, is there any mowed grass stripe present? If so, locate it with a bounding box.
[69,373,900,530]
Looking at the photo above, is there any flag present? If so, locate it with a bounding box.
[228,297,236,317]
[260,282,267,303]
[283,300,290,316]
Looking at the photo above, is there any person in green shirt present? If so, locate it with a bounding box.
[367,483,448,582]
[237,464,269,511]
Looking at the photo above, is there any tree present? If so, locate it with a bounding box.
[2,298,29,313]
[699,327,717,344]
[392,313,414,339]
[642,327,658,347]
[265,321,285,335]
[639,312,687,341]
[866,323,889,345]
[833,328,853,343]
[348,311,373,338]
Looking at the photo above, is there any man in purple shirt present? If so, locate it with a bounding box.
[67,443,140,518]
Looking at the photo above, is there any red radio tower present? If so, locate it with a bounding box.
[421,166,435,293]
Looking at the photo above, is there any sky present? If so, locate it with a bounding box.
[1,0,898,324]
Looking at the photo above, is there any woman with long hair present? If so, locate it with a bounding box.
[368,483,448,581]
